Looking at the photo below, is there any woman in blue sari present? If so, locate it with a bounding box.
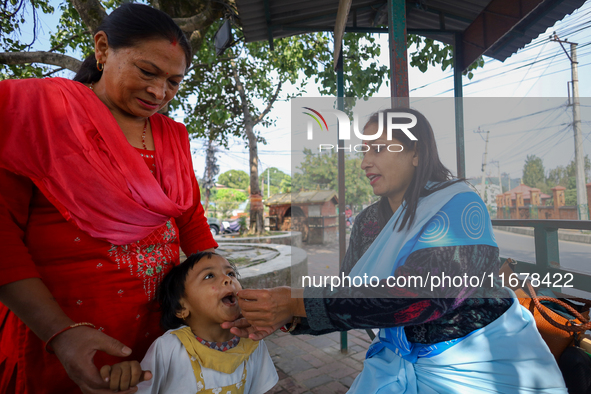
[226,108,567,393]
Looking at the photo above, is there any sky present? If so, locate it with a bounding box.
[15,0,591,183]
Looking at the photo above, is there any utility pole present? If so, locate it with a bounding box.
[267,167,270,198]
[552,33,588,220]
[474,127,490,202]
[490,160,502,193]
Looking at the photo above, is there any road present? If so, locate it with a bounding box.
[495,229,591,297]
[495,230,591,272]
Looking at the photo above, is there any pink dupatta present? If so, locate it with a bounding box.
[0,77,194,245]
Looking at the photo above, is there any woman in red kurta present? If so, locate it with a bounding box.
[0,4,216,393]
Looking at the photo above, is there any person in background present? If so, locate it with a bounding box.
[344,205,353,227]
[0,4,216,393]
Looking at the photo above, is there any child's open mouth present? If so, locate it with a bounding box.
[221,293,237,306]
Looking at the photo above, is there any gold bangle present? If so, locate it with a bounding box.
[45,322,96,354]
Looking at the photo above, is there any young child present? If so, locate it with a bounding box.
[99,251,278,393]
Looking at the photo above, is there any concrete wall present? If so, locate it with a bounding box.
[217,231,302,248]
[493,226,591,244]
[237,244,308,289]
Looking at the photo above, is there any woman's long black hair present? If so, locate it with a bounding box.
[73,3,192,84]
[365,108,463,232]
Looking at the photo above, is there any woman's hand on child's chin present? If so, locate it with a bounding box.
[220,287,305,340]
[221,317,281,341]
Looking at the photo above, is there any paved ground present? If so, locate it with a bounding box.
[265,329,371,393]
[265,238,374,394]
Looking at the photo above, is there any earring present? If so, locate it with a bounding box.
[96,61,104,72]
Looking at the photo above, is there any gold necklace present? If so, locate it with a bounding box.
[90,82,148,150]
[142,118,148,150]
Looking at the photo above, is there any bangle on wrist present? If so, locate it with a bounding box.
[280,316,301,333]
[45,322,96,354]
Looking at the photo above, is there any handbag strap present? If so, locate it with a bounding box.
[525,281,591,333]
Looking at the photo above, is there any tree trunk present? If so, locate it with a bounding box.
[246,123,264,234]
[70,0,107,32]
[231,60,264,234]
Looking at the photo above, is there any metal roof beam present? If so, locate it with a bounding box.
[280,25,458,35]
[461,0,545,71]
[417,5,474,25]
[266,2,385,29]
[388,0,408,105]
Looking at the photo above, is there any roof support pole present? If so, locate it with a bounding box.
[335,49,348,353]
[454,32,466,179]
[263,0,274,50]
[387,0,409,107]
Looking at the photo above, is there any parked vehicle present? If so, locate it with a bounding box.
[207,217,223,236]
[222,219,241,234]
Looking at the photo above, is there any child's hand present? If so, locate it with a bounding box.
[99,361,152,392]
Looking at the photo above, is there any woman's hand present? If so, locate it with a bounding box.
[0,279,141,393]
[52,326,142,393]
[229,287,305,339]
[221,317,278,341]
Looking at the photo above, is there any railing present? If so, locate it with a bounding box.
[492,219,591,293]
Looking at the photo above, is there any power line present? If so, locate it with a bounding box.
[408,17,591,96]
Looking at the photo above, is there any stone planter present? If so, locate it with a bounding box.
[216,231,302,248]
[217,243,308,289]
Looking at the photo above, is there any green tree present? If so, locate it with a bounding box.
[260,167,290,196]
[565,189,578,206]
[566,155,591,182]
[218,169,249,190]
[292,149,374,208]
[545,155,590,195]
[216,188,247,202]
[214,188,247,218]
[546,165,568,188]
[407,35,484,79]
[279,177,292,193]
[522,155,545,189]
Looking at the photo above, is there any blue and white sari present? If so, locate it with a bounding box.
[347,182,567,393]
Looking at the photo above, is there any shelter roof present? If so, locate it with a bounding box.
[234,0,586,70]
[266,190,338,205]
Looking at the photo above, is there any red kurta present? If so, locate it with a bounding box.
[0,79,217,393]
